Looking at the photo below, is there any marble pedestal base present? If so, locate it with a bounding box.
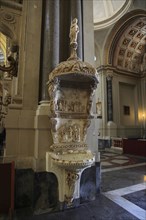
[107,121,117,137]
[13,162,100,216]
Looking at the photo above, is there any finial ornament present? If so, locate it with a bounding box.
[68,18,79,60]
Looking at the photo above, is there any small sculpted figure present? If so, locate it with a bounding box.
[69,18,79,44]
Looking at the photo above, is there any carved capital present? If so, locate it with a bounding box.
[106,70,114,81]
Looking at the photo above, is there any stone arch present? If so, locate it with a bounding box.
[103,9,146,75]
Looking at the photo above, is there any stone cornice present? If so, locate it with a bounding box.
[97,65,143,78]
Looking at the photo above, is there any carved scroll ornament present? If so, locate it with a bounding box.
[0,46,19,77]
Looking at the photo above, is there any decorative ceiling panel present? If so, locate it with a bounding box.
[114,17,146,75]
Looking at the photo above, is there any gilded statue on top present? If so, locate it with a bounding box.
[69,18,79,45]
[68,18,79,60]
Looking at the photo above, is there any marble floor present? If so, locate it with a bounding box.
[100,151,146,220]
[1,150,146,220]
[100,151,146,171]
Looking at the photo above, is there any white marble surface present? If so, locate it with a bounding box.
[103,183,146,220]
[111,159,129,164]
[102,153,117,156]
[101,161,113,166]
[102,162,146,173]
[115,155,129,159]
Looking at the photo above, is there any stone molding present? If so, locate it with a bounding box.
[97,65,143,78]
[0,5,22,43]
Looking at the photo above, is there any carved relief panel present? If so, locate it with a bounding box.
[50,118,91,145]
[54,88,89,114]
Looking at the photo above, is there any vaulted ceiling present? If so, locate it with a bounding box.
[93,0,132,30]
[113,17,146,75]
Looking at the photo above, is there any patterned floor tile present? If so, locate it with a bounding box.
[101,161,113,166]
[111,159,129,164]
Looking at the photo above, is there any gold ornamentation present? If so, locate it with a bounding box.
[65,171,79,204]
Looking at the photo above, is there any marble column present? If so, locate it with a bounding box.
[106,75,113,122]
[59,0,71,62]
[39,0,83,95]
[35,0,60,168]
[39,0,60,102]
[106,72,117,139]
[59,0,83,62]
[34,0,91,168]
[70,0,83,60]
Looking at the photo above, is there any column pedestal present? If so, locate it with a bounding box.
[107,121,117,137]
[34,101,53,171]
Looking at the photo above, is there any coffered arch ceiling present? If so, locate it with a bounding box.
[114,17,146,75]
[107,11,146,77]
